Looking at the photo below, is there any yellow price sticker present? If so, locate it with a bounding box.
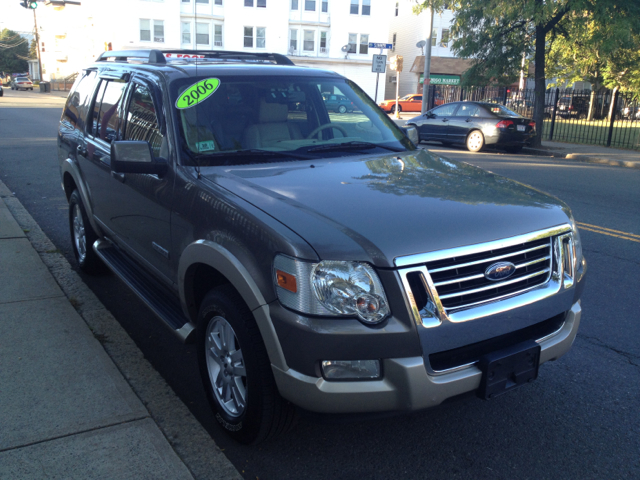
[175,78,220,109]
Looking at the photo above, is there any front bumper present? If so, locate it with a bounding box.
[273,301,581,413]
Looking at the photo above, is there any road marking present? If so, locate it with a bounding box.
[577,222,640,243]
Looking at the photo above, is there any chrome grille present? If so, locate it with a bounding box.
[427,237,552,310]
[396,226,574,326]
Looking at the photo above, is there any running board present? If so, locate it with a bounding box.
[93,239,195,343]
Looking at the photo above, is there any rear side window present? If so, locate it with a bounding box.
[62,71,97,129]
[431,103,458,116]
[123,84,164,158]
[456,104,482,117]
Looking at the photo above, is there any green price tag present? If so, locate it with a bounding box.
[175,78,220,109]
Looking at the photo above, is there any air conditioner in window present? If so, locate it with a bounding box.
[320,47,327,53]
[214,41,223,46]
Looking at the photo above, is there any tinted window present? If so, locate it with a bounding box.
[485,104,520,117]
[89,81,108,137]
[62,71,97,129]
[456,104,482,117]
[96,80,127,143]
[124,84,164,158]
[431,103,458,116]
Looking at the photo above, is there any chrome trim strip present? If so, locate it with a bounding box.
[516,255,551,269]
[428,244,549,274]
[434,273,484,287]
[438,268,550,300]
[535,322,566,344]
[394,224,571,268]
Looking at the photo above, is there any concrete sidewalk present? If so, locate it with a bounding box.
[0,181,240,479]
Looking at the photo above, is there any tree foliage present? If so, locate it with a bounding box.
[0,29,29,74]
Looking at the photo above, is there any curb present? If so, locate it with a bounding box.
[0,181,241,480]
[522,147,640,169]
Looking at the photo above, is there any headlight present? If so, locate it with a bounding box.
[569,216,583,263]
[274,255,390,324]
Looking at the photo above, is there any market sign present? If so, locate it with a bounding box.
[419,74,461,85]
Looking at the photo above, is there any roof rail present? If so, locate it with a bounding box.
[96,49,166,65]
[161,49,295,66]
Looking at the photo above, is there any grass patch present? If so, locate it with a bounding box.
[542,118,640,150]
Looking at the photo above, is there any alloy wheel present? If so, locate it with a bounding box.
[205,316,247,417]
[72,204,87,263]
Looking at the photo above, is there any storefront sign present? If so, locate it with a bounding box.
[419,74,460,85]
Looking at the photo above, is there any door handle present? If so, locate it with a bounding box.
[77,145,88,156]
[442,118,449,122]
[111,171,125,183]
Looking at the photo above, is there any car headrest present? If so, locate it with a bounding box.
[259,99,289,124]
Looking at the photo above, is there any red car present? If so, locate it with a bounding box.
[379,93,423,113]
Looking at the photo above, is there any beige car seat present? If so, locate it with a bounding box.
[243,99,302,148]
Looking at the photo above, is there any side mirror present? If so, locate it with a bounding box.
[111,141,168,176]
[426,112,436,119]
[401,125,420,145]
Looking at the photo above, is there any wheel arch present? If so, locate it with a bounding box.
[61,158,102,236]
[179,240,288,369]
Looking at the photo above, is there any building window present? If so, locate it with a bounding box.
[291,0,298,9]
[182,0,189,3]
[359,34,368,54]
[431,28,437,47]
[140,19,151,41]
[215,0,222,4]
[196,22,209,45]
[362,0,370,15]
[395,1,398,16]
[320,31,327,52]
[350,0,358,14]
[392,33,396,52]
[244,26,253,47]
[303,30,314,51]
[245,0,253,6]
[322,0,328,12]
[214,25,223,46]
[348,33,357,53]
[290,29,297,51]
[154,21,164,42]
[196,0,209,3]
[305,0,315,11]
[257,27,266,48]
[440,29,449,47]
[182,22,191,44]
[257,0,266,7]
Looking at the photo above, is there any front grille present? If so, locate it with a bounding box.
[406,236,554,313]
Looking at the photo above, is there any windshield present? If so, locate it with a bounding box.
[170,74,414,166]
[17,77,30,82]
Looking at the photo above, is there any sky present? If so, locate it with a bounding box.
[0,0,39,33]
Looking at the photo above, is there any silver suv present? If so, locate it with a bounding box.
[58,49,586,444]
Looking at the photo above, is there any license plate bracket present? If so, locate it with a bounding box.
[477,340,540,400]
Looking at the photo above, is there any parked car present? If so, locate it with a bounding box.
[11,77,34,91]
[556,96,589,119]
[58,49,585,444]
[0,83,3,97]
[406,101,536,152]
[322,93,354,113]
[379,93,423,113]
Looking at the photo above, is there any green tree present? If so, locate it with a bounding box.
[0,29,29,74]
[29,38,38,60]
[413,0,640,146]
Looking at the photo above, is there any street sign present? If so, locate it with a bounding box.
[368,43,393,49]
[371,55,386,73]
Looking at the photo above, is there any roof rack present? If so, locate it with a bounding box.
[95,49,295,66]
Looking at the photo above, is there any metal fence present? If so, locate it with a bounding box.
[423,85,640,150]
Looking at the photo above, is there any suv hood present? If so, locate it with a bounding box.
[206,149,571,268]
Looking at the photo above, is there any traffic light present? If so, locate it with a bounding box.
[390,55,404,72]
[104,42,112,51]
[19,0,37,8]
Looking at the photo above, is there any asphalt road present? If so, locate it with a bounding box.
[2,90,639,479]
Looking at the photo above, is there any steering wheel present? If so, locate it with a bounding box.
[306,123,349,139]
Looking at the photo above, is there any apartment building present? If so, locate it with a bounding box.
[384,0,474,100]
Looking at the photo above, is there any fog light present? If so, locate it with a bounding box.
[321,360,381,381]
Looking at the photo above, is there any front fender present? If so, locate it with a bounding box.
[61,157,103,237]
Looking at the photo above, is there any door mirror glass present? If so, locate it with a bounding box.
[111,140,167,175]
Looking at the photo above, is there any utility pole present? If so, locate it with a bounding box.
[32,7,43,81]
[421,8,434,114]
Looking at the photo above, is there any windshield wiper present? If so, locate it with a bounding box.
[305,141,403,153]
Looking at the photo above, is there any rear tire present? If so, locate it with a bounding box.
[197,285,297,444]
[338,105,347,114]
[390,104,402,114]
[69,190,104,274]
[466,130,485,152]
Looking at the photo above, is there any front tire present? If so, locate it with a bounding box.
[69,190,104,274]
[338,105,347,114]
[390,104,402,114]
[197,285,297,444]
[466,130,485,152]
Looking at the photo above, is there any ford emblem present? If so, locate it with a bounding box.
[484,262,516,281]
